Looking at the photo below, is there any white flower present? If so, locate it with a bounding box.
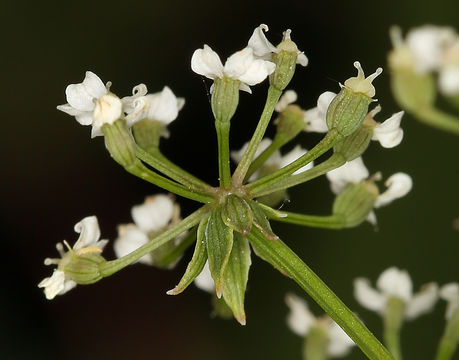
[354,267,439,320]
[194,261,215,293]
[113,195,183,266]
[440,283,459,320]
[285,293,355,357]
[122,85,185,130]
[327,158,412,224]
[439,40,459,95]
[406,26,456,73]
[191,45,275,93]
[231,139,312,181]
[368,106,404,148]
[57,71,123,138]
[38,216,108,300]
[303,91,336,133]
[248,24,308,67]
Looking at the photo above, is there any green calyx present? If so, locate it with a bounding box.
[132,119,165,151]
[60,251,106,285]
[270,49,298,91]
[274,104,305,144]
[333,122,373,161]
[102,119,138,168]
[211,77,240,123]
[326,87,373,138]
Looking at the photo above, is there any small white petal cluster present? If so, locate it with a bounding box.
[248,24,308,67]
[113,194,182,266]
[440,282,459,320]
[327,157,412,224]
[285,293,355,358]
[231,139,312,181]
[38,216,108,300]
[57,72,184,137]
[391,25,459,95]
[354,267,439,320]
[191,45,275,93]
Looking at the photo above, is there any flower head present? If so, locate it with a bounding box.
[440,282,459,320]
[354,267,439,320]
[57,71,122,137]
[191,45,275,93]
[122,85,185,130]
[285,293,355,357]
[38,216,108,299]
[248,24,308,67]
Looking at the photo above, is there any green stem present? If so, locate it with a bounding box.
[100,206,209,277]
[155,227,198,267]
[261,204,345,230]
[136,146,212,192]
[126,161,214,204]
[248,228,394,360]
[383,297,404,360]
[215,121,231,188]
[435,309,459,360]
[246,130,341,195]
[252,153,346,197]
[303,326,328,360]
[232,86,283,186]
[244,136,285,182]
[414,107,459,135]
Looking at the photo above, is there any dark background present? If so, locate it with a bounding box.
[1,0,458,359]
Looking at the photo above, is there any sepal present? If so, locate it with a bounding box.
[221,195,253,235]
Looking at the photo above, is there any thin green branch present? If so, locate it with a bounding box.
[244,137,285,182]
[435,309,459,360]
[414,107,459,135]
[216,121,231,188]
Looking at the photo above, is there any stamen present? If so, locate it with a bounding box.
[133,84,148,96]
[56,242,66,257]
[44,258,60,265]
[282,29,292,41]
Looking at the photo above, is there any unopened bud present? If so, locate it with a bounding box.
[270,31,301,91]
[211,77,240,123]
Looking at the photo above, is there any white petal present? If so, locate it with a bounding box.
[82,71,107,99]
[406,26,456,73]
[440,283,459,320]
[145,86,182,125]
[74,112,94,126]
[131,194,175,233]
[247,24,277,57]
[327,321,355,357]
[194,261,215,293]
[73,216,102,250]
[372,111,404,148]
[275,90,298,112]
[377,267,413,302]
[93,93,123,129]
[122,83,148,114]
[296,52,309,67]
[326,157,369,194]
[285,293,316,336]
[57,103,84,117]
[354,278,386,312]
[114,224,152,265]
[65,83,96,112]
[224,47,274,85]
[191,45,224,80]
[304,91,336,133]
[374,173,412,208]
[238,83,252,93]
[439,65,459,95]
[405,283,439,320]
[280,146,312,174]
[38,270,66,300]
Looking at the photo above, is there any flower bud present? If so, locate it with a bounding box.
[102,119,138,168]
[332,181,378,228]
[333,124,373,161]
[211,77,240,123]
[327,62,382,137]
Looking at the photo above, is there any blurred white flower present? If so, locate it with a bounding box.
[194,261,215,293]
[303,91,336,133]
[369,106,404,149]
[354,267,439,320]
[285,293,355,357]
[191,45,275,93]
[440,282,459,320]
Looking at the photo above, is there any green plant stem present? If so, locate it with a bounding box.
[383,297,404,360]
[215,121,231,188]
[232,86,283,186]
[157,227,198,267]
[244,136,285,182]
[136,146,212,192]
[252,153,346,197]
[260,204,345,229]
[126,161,214,203]
[248,228,394,360]
[100,206,209,277]
[246,130,341,196]
[303,326,328,360]
[414,107,459,135]
[435,309,459,360]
